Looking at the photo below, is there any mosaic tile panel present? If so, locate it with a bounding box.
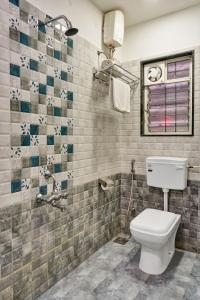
[9,0,75,194]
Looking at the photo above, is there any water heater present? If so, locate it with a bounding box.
[103,10,124,48]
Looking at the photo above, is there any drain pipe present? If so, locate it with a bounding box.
[162,188,169,211]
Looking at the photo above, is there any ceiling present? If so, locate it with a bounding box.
[91,0,200,27]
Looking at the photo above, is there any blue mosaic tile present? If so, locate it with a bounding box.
[67,144,73,153]
[61,126,68,136]
[20,101,30,113]
[39,83,47,95]
[47,76,54,87]
[30,59,38,71]
[9,0,19,7]
[21,135,30,146]
[47,135,54,145]
[10,64,20,77]
[38,20,46,33]
[67,38,73,48]
[54,163,61,173]
[31,156,39,167]
[61,71,68,81]
[20,32,29,46]
[40,185,47,195]
[11,180,21,193]
[67,91,73,101]
[30,124,39,135]
[54,50,61,60]
[61,180,68,190]
[54,106,61,117]
[9,2,75,195]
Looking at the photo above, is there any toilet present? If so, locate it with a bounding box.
[130,157,188,275]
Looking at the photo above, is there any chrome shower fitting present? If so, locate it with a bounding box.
[44,170,57,193]
[38,15,78,36]
[36,170,68,211]
[36,193,67,212]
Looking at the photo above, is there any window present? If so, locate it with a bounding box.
[141,52,194,136]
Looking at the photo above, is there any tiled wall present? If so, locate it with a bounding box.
[0,0,123,209]
[121,48,200,181]
[119,49,200,252]
[0,0,123,298]
[1,0,200,298]
[0,175,121,299]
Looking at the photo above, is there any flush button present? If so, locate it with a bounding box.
[176,166,184,170]
[148,169,153,172]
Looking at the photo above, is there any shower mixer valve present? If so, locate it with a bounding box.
[36,170,67,212]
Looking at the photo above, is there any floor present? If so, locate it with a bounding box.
[38,238,200,300]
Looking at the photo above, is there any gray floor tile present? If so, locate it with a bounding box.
[38,239,200,300]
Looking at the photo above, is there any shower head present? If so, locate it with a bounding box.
[65,27,78,36]
[39,15,78,36]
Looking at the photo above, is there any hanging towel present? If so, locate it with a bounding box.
[112,77,130,113]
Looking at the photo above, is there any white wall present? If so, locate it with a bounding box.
[30,0,103,49]
[121,4,200,61]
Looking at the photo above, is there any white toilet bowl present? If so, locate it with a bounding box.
[130,208,181,275]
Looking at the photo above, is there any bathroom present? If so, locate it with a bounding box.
[1,0,200,298]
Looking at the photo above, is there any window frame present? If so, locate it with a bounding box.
[140,51,194,136]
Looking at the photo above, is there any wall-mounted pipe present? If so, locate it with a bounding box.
[38,15,78,36]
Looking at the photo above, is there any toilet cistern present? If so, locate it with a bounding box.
[146,156,188,211]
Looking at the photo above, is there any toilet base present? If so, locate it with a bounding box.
[130,210,181,275]
[139,245,175,275]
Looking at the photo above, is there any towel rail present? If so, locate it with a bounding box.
[93,63,140,88]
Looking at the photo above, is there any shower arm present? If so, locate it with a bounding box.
[40,15,72,28]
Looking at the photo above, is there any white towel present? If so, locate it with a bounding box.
[112,77,130,113]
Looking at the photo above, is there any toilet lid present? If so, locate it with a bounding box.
[130,209,177,234]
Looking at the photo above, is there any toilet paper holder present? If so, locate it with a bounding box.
[99,177,114,191]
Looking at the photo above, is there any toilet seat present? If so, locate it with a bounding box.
[130,208,177,235]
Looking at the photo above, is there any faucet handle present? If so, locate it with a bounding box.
[51,200,66,211]
[44,170,52,179]
[60,192,68,198]
[36,193,44,202]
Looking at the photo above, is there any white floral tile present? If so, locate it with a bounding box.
[55,181,61,192]
[30,135,39,146]
[10,87,21,101]
[61,144,68,154]
[54,67,61,79]
[20,123,30,135]
[28,15,38,28]
[9,17,20,30]
[11,146,22,158]
[38,115,47,125]
[54,125,61,135]
[66,118,73,128]
[20,56,30,68]
[47,155,55,165]
[38,52,47,64]
[66,170,73,179]
[30,80,39,93]
[39,165,48,176]
[46,36,54,48]
[21,178,31,191]
[47,96,54,106]
[60,88,68,100]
